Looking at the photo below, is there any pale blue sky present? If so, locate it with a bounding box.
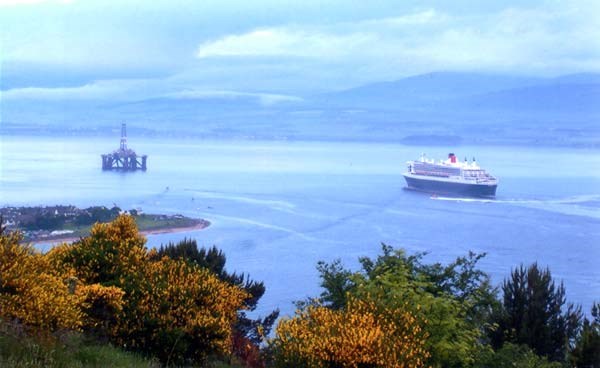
[1,0,599,100]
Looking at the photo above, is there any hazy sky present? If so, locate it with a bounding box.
[2,0,599,101]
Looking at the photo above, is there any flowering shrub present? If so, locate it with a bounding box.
[2,215,248,365]
[0,232,83,331]
[77,283,125,338]
[272,296,429,368]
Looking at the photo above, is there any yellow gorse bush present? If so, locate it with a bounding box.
[0,232,83,330]
[1,215,248,364]
[77,283,125,336]
[274,296,430,368]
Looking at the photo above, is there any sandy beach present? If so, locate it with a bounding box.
[141,221,210,236]
[31,220,210,245]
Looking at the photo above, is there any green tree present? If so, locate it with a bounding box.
[474,343,562,368]
[315,259,353,310]
[491,263,582,363]
[571,302,600,368]
[312,244,498,368]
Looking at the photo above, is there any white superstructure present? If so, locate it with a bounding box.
[405,153,498,186]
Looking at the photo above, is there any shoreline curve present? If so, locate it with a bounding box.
[32,220,211,245]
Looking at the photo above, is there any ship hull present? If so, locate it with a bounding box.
[403,174,497,198]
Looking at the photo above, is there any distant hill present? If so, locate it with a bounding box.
[311,71,600,115]
[312,72,546,109]
[2,71,599,146]
[116,96,268,114]
[462,83,600,113]
[551,73,600,85]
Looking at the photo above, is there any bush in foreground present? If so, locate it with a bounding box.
[280,245,595,368]
[271,296,429,368]
[474,343,562,368]
[303,245,496,367]
[48,215,249,365]
[0,230,84,331]
[1,215,249,366]
[157,239,279,367]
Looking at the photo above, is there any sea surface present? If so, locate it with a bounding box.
[1,135,599,317]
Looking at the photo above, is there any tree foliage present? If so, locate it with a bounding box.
[157,239,269,312]
[570,302,600,368]
[311,244,497,368]
[3,215,594,368]
[2,215,249,366]
[0,230,84,331]
[157,238,280,366]
[474,343,562,368]
[272,296,429,368]
[490,263,582,363]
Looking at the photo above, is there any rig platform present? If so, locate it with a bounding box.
[101,123,147,171]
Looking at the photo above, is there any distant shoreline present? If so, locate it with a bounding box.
[141,221,209,236]
[32,220,210,245]
[1,205,210,245]
[1,133,600,150]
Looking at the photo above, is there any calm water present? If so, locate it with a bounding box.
[1,135,599,316]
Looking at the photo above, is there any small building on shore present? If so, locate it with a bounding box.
[101,123,147,171]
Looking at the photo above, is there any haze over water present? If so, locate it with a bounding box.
[2,135,599,317]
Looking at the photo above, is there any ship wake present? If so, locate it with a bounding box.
[431,194,600,205]
[431,194,600,220]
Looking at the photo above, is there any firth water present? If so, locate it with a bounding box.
[1,135,599,317]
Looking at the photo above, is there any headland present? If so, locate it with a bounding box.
[0,205,209,243]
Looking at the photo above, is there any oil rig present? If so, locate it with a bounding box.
[101,123,147,171]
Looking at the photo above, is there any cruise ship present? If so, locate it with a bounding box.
[403,153,498,198]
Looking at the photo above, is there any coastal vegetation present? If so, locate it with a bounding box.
[0,205,207,242]
[1,216,246,366]
[1,216,599,367]
[156,239,280,367]
[272,246,595,368]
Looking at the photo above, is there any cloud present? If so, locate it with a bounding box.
[196,9,449,59]
[195,10,446,60]
[165,89,302,106]
[1,79,302,106]
[3,2,599,97]
[0,79,163,101]
[195,6,600,80]
[196,28,374,60]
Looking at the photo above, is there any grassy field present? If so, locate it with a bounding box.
[24,214,207,242]
[132,214,205,232]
